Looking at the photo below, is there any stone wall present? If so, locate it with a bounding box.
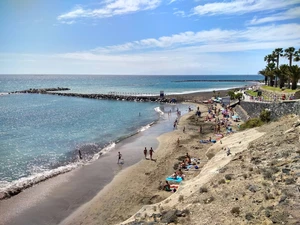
[240,100,300,119]
[234,105,250,121]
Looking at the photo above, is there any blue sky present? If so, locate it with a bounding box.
[0,0,300,75]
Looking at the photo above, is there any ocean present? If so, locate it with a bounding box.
[0,75,262,193]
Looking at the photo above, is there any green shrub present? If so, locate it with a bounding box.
[228,91,235,100]
[260,109,271,122]
[235,93,243,100]
[240,118,264,130]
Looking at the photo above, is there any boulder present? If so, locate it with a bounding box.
[161,210,177,223]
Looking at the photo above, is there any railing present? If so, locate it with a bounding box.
[107,92,159,97]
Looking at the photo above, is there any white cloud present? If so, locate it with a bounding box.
[193,0,300,16]
[90,23,300,53]
[60,20,76,25]
[173,10,186,17]
[2,23,300,75]
[248,7,300,25]
[168,0,177,4]
[45,23,299,74]
[58,0,162,21]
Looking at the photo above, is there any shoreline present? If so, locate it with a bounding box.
[0,119,158,200]
[0,102,191,225]
[0,88,234,199]
[0,87,238,225]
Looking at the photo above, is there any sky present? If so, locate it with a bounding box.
[0,0,300,75]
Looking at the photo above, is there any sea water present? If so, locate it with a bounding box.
[0,75,262,192]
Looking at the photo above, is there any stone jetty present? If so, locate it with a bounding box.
[11,87,70,94]
[10,88,176,103]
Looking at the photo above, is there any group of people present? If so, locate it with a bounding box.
[143,147,155,160]
[116,147,155,165]
[171,168,185,180]
[162,152,199,191]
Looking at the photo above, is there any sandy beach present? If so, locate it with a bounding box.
[0,88,244,225]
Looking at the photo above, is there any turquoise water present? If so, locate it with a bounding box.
[0,75,262,191]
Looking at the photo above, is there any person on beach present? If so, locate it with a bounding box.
[200,125,203,134]
[227,148,231,156]
[171,171,177,179]
[176,169,185,179]
[177,137,180,146]
[183,126,185,133]
[144,147,147,159]
[180,160,187,169]
[117,152,122,164]
[78,150,82,160]
[163,181,171,191]
[149,147,154,160]
[185,153,191,164]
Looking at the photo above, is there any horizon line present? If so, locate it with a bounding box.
[0,74,261,76]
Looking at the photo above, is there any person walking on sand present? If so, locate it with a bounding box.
[117,152,122,164]
[78,150,82,160]
[149,147,154,160]
[144,147,147,159]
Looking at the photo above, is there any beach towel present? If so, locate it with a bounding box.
[166,176,183,183]
[186,165,193,169]
[200,140,216,143]
[170,184,179,189]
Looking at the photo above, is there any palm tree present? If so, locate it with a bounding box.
[258,69,268,85]
[294,48,300,62]
[264,54,276,86]
[284,47,296,88]
[289,65,300,90]
[277,64,290,89]
[272,48,283,87]
[265,63,276,86]
[264,54,276,64]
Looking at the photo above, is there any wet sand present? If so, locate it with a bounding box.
[0,89,234,225]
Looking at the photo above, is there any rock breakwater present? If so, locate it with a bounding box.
[11,87,70,94]
[11,88,177,103]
